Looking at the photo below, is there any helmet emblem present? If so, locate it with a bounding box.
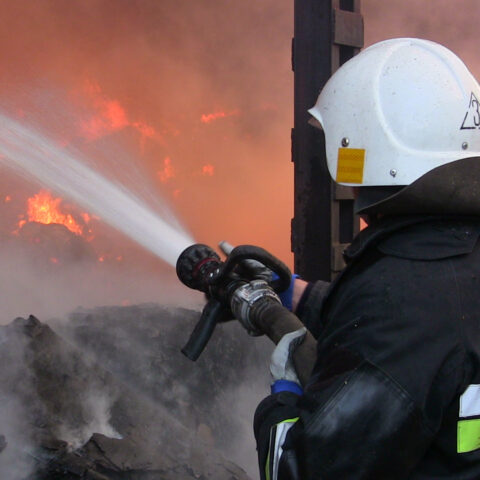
[460,92,480,130]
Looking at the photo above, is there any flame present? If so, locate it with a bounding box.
[96,254,123,263]
[20,190,89,236]
[4,195,11,203]
[202,164,215,176]
[132,121,156,152]
[81,212,91,223]
[157,157,175,183]
[200,109,239,124]
[79,80,156,148]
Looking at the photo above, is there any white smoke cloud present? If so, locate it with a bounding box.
[0,238,203,325]
[55,390,122,450]
[0,328,36,480]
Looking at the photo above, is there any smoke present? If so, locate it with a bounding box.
[0,245,202,324]
[363,0,480,77]
[53,305,273,479]
[0,1,479,267]
[216,370,272,474]
[0,315,137,479]
[55,385,122,450]
[0,327,35,480]
[0,0,294,265]
[0,2,479,479]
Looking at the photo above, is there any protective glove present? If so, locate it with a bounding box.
[219,240,273,283]
[270,327,307,396]
[219,241,293,295]
[229,279,282,336]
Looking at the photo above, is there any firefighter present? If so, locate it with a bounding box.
[232,38,480,479]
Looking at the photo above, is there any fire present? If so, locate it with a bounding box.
[157,157,175,183]
[97,254,123,263]
[20,190,88,236]
[79,80,156,147]
[200,109,239,124]
[132,121,156,152]
[81,212,91,223]
[80,92,129,140]
[202,164,215,176]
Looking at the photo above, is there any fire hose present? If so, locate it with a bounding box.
[176,243,317,386]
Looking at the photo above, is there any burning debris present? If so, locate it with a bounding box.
[0,304,269,479]
[14,222,96,268]
[20,190,90,237]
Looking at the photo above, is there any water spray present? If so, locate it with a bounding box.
[0,113,192,266]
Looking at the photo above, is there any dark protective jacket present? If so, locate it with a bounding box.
[255,215,480,479]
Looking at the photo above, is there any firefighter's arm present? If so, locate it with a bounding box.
[253,309,464,480]
[293,280,330,337]
[278,276,330,339]
[254,357,435,480]
[291,278,307,312]
[252,290,462,478]
[253,328,307,480]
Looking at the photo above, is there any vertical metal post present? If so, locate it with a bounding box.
[291,0,364,281]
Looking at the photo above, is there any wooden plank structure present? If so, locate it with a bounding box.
[291,0,364,281]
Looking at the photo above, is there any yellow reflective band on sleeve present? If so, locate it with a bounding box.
[458,419,480,453]
[279,417,299,425]
[336,148,366,184]
[265,449,271,480]
[265,417,299,480]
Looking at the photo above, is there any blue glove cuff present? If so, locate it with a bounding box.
[271,379,303,396]
[273,273,300,311]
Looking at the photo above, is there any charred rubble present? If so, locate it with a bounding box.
[0,304,271,479]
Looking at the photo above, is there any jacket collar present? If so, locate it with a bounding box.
[343,215,437,262]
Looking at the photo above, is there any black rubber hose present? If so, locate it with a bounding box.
[250,298,317,387]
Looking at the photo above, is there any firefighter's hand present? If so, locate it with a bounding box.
[270,327,306,396]
[229,279,281,336]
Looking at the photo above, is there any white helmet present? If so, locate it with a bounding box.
[308,38,480,187]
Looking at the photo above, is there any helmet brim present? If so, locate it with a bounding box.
[358,157,480,216]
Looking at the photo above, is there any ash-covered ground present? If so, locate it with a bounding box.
[0,303,272,479]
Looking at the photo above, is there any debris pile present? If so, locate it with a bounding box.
[0,305,271,479]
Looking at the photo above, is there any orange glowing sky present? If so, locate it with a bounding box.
[0,0,479,268]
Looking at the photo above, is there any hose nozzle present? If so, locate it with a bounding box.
[176,243,221,292]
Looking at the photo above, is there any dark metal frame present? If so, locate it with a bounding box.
[291,0,364,281]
